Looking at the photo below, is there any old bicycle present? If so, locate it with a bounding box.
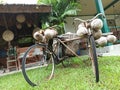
[22,13,105,86]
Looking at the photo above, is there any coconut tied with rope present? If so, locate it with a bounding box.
[33,27,58,43]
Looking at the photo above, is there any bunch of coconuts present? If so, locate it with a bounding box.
[33,27,58,43]
[76,18,117,46]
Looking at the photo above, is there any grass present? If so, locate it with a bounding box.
[0,56,120,90]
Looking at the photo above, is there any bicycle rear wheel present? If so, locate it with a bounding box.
[22,43,55,86]
[88,35,99,82]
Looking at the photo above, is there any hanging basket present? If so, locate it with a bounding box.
[2,30,14,41]
[16,14,26,23]
[16,23,22,29]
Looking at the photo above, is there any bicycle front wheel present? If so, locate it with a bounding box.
[88,35,99,82]
[22,44,55,86]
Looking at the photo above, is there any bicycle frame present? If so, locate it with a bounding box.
[53,36,81,62]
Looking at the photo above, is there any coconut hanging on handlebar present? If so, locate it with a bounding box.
[76,26,88,38]
[33,30,44,42]
[93,29,102,40]
[91,19,103,31]
[33,28,58,43]
[44,28,58,40]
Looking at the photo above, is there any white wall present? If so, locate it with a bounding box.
[64,15,120,33]
[64,16,93,33]
[64,17,76,33]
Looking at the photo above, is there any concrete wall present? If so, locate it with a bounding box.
[64,16,93,33]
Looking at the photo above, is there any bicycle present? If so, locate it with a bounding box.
[22,13,105,86]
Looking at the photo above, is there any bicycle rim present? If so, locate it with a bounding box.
[22,44,55,86]
[89,36,99,82]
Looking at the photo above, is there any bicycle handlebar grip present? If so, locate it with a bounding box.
[73,13,105,23]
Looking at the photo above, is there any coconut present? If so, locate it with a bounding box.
[93,30,102,40]
[78,23,85,29]
[32,27,40,36]
[95,36,107,46]
[44,28,58,39]
[44,28,53,39]
[51,29,58,37]
[91,18,103,31]
[106,35,117,43]
[76,26,88,37]
[33,31,43,42]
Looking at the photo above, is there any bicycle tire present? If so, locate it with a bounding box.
[22,43,55,86]
[88,35,99,82]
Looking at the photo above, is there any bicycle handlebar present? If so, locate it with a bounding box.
[74,13,105,22]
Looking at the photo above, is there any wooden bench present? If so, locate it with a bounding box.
[17,47,28,69]
[17,47,42,69]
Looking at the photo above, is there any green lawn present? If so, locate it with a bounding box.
[0,56,120,90]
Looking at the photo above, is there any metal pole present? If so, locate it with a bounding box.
[95,0,110,33]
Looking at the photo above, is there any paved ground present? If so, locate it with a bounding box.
[97,44,120,56]
[0,68,22,77]
[0,62,47,77]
